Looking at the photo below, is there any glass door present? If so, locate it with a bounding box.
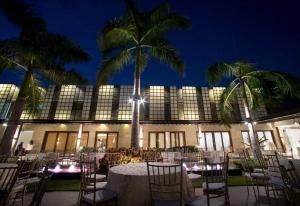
[95,132,118,150]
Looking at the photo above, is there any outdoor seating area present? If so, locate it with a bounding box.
[0,148,299,205]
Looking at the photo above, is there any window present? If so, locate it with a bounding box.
[95,85,114,120]
[118,86,133,120]
[42,131,89,153]
[95,132,118,149]
[149,86,165,120]
[148,132,185,149]
[197,131,232,151]
[182,87,199,120]
[241,131,276,150]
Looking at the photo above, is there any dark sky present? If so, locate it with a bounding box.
[1,0,300,87]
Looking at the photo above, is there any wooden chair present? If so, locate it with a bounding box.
[279,160,300,205]
[146,160,183,206]
[263,152,289,204]
[0,164,20,205]
[9,159,39,206]
[186,155,230,206]
[142,151,162,162]
[79,156,116,206]
[29,171,53,206]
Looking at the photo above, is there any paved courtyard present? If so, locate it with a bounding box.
[17,186,286,206]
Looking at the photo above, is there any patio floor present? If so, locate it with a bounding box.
[18,186,286,206]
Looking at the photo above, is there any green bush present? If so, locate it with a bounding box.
[233,159,264,172]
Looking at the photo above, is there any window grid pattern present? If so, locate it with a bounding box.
[212,87,225,120]
[118,85,133,120]
[236,89,247,120]
[95,85,114,120]
[54,85,81,120]
[149,86,165,120]
[39,85,55,119]
[182,87,199,120]
[253,104,268,119]
[201,87,212,120]
[82,85,93,120]
[170,86,178,120]
[0,84,19,120]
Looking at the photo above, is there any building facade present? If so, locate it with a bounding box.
[0,84,299,157]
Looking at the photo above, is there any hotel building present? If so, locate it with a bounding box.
[0,84,299,157]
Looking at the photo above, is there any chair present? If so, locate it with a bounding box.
[147,160,183,206]
[142,151,162,162]
[263,152,289,204]
[184,152,202,188]
[105,153,122,168]
[0,164,20,205]
[29,171,53,206]
[79,156,116,206]
[237,149,269,199]
[9,159,40,206]
[279,160,300,205]
[186,155,230,206]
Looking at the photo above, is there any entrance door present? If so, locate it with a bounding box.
[284,128,300,158]
[95,132,118,149]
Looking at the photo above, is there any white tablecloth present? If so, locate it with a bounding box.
[107,163,193,206]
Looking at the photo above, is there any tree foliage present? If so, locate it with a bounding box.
[206,61,296,125]
[0,0,90,115]
[97,0,191,85]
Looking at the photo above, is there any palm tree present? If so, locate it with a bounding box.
[0,0,90,154]
[206,61,295,157]
[97,0,190,147]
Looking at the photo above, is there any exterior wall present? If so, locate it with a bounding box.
[18,122,282,152]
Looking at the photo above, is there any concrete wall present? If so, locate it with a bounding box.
[18,122,282,152]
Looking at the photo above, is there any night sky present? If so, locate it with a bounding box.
[1,0,300,87]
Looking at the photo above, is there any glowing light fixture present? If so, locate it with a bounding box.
[2,122,7,127]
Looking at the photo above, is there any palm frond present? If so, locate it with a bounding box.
[24,32,90,65]
[141,7,190,43]
[252,71,293,95]
[149,40,184,76]
[41,65,87,85]
[206,63,234,85]
[22,73,45,115]
[97,50,133,85]
[219,81,239,125]
[0,0,46,35]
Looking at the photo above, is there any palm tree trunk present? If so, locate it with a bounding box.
[240,81,262,159]
[0,67,32,155]
[130,46,141,148]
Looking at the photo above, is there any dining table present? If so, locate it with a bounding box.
[106,162,194,206]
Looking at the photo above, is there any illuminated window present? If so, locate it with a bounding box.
[42,131,89,154]
[95,85,114,120]
[82,85,93,120]
[54,85,82,120]
[118,85,133,120]
[197,131,232,151]
[182,87,199,120]
[242,131,276,150]
[0,84,19,119]
[40,85,55,119]
[170,87,178,120]
[95,132,118,149]
[211,87,225,120]
[201,87,212,120]
[149,86,165,120]
[149,132,185,148]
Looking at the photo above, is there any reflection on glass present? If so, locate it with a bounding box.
[214,132,223,151]
[80,133,89,148]
[149,133,156,148]
[96,133,107,148]
[56,133,67,153]
[65,133,77,153]
[222,132,231,151]
[44,132,57,152]
[205,132,214,151]
[107,133,118,149]
[158,133,165,148]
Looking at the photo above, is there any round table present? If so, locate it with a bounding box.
[107,162,193,206]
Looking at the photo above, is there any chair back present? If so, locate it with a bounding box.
[0,164,20,205]
[142,151,162,162]
[263,152,283,185]
[204,155,229,206]
[80,154,98,205]
[29,171,53,206]
[147,161,183,206]
[280,160,300,188]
